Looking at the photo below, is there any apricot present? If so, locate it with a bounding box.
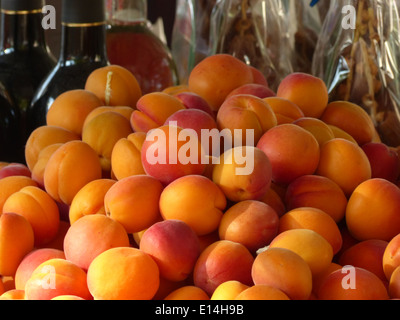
[64,214,130,271]
[252,247,312,300]
[82,111,133,173]
[318,267,389,300]
[46,89,103,136]
[69,178,116,224]
[285,175,348,223]
[104,175,164,233]
[218,200,279,254]
[40,220,70,251]
[389,266,400,299]
[316,138,371,196]
[51,295,85,300]
[211,281,249,300]
[346,179,400,241]
[216,94,277,145]
[141,125,206,186]
[259,187,286,217]
[87,247,160,300]
[257,124,320,186]
[140,219,201,282]
[212,146,272,202]
[279,207,343,255]
[312,262,342,296]
[328,125,358,144]
[85,64,142,108]
[0,213,34,276]
[276,73,328,118]
[174,91,214,117]
[264,97,304,125]
[0,176,38,213]
[188,54,254,111]
[130,92,185,133]
[226,83,276,100]
[83,106,134,128]
[293,117,335,146]
[321,101,376,145]
[269,229,333,276]
[43,140,103,205]
[383,233,400,280]
[25,258,92,300]
[31,143,63,188]
[193,240,254,297]
[0,289,25,300]
[338,239,388,283]
[24,125,80,172]
[0,163,31,179]
[164,286,209,300]
[249,66,269,87]
[14,248,65,290]
[159,175,226,236]
[2,186,60,246]
[235,285,290,300]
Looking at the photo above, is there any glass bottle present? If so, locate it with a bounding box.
[106,0,179,94]
[28,0,109,132]
[0,0,57,163]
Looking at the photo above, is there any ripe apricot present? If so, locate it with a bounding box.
[276,73,328,118]
[316,138,371,196]
[51,295,85,300]
[279,207,343,255]
[193,240,254,296]
[25,258,92,300]
[383,233,400,280]
[111,132,146,180]
[389,266,400,299]
[218,200,279,254]
[188,54,254,111]
[0,175,38,213]
[312,262,342,296]
[211,281,249,300]
[346,179,400,241]
[46,89,103,136]
[0,289,25,300]
[82,111,133,173]
[87,247,160,300]
[252,247,312,300]
[235,285,290,300]
[159,175,226,236]
[85,64,142,108]
[321,101,376,146]
[328,124,358,144]
[164,286,209,300]
[31,143,63,188]
[104,175,164,233]
[2,186,60,246]
[69,178,116,224]
[0,213,34,276]
[43,140,103,205]
[285,175,348,223]
[293,117,335,146]
[264,97,304,125]
[257,124,320,186]
[24,125,80,172]
[259,187,286,217]
[269,229,333,276]
[83,106,134,128]
[318,267,389,300]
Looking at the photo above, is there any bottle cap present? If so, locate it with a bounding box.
[62,0,106,25]
[1,0,45,11]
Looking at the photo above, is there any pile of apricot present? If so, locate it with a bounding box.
[1,54,400,300]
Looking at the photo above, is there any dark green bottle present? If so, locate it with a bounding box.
[0,0,57,163]
[28,0,109,133]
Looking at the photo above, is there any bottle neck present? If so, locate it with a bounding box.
[0,10,48,52]
[59,23,109,65]
[107,0,147,25]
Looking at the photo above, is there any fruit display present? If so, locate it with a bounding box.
[1,53,400,302]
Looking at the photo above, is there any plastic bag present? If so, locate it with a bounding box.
[312,0,400,147]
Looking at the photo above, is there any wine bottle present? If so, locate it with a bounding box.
[28,0,109,132]
[106,0,178,94]
[0,0,57,163]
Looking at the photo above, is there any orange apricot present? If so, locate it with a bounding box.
[252,247,312,300]
[269,229,333,276]
[0,175,38,213]
[46,89,103,136]
[316,138,371,196]
[104,175,164,233]
[312,262,342,296]
[328,125,358,144]
[346,179,400,241]
[83,106,134,128]
[159,175,226,236]
[264,97,304,125]
[389,266,400,299]
[293,117,335,146]
[87,247,160,300]
[0,289,25,300]
[69,178,116,224]
[51,295,85,300]
[164,286,210,300]
[259,187,286,217]
[279,207,343,255]
[318,267,389,300]
[2,186,60,246]
[43,140,103,205]
[85,64,142,108]
[211,281,250,300]
[383,233,400,281]
[235,285,290,300]
[0,213,34,276]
